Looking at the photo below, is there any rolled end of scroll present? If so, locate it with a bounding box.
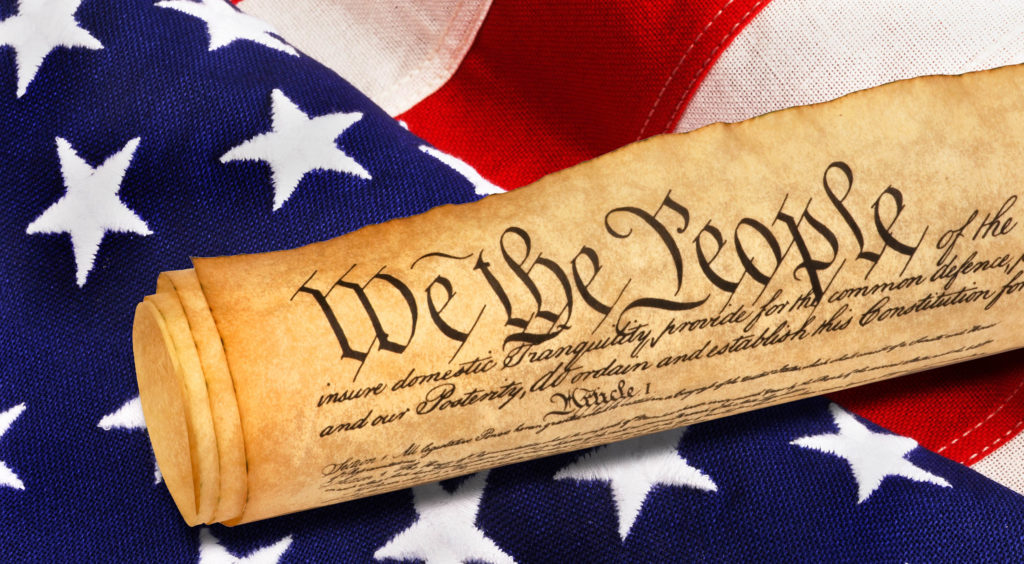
[133,300,199,524]
[132,270,248,526]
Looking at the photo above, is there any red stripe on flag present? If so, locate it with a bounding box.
[399,0,770,189]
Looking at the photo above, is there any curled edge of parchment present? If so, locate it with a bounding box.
[133,270,248,525]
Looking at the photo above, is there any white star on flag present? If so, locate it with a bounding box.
[97,397,146,433]
[374,471,513,564]
[0,0,103,97]
[554,428,717,540]
[791,403,952,503]
[197,528,292,564]
[221,89,370,210]
[156,0,297,56]
[26,137,151,287]
[98,396,162,484]
[0,404,26,490]
[419,145,503,196]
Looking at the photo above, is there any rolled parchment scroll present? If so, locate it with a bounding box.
[134,64,1024,525]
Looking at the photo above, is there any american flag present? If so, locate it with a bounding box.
[3,0,1024,560]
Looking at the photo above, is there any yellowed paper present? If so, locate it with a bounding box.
[135,64,1024,525]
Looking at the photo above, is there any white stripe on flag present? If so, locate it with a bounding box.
[972,423,1024,496]
[238,0,492,115]
[675,0,1024,133]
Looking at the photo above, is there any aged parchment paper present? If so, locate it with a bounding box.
[135,64,1024,524]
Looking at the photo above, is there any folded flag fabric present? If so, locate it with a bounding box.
[2,0,1024,561]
